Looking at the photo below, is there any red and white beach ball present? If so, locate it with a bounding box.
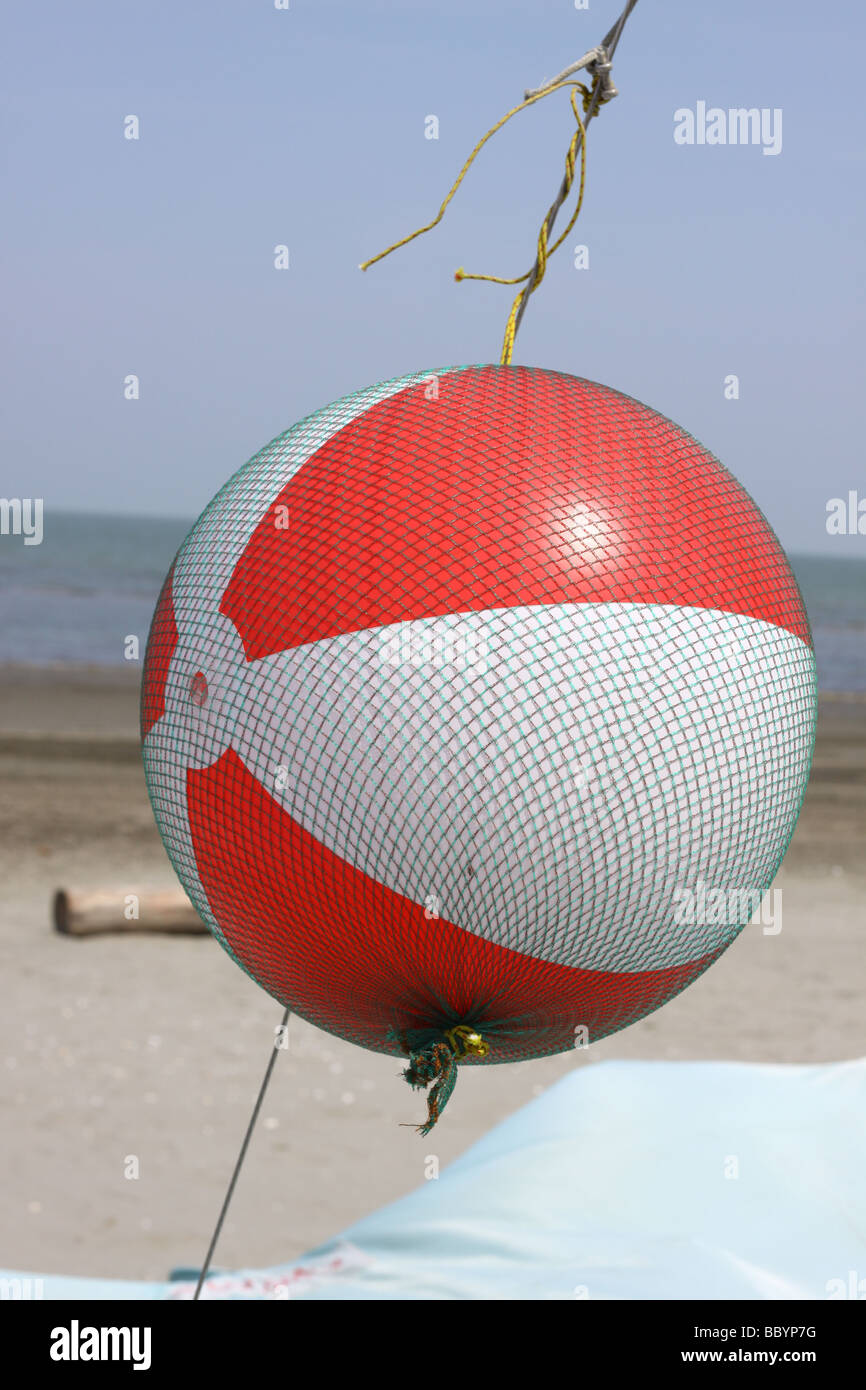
[141,365,817,1063]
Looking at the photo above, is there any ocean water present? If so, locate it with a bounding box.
[0,513,191,668]
[790,553,866,694]
[0,512,863,690]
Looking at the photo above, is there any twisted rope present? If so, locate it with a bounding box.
[359,0,641,364]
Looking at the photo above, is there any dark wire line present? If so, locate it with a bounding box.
[193,1005,291,1301]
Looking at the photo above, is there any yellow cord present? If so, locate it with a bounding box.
[360,72,610,365]
[495,87,588,364]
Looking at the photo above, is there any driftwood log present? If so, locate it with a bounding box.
[53,889,207,937]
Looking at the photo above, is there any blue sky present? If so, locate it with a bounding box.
[2,0,864,553]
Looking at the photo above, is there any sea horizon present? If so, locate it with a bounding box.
[1,510,864,690]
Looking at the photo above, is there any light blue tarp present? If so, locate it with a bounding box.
[4,1058,864,1300]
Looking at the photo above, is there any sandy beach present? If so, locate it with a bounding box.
[0,663,862,1282]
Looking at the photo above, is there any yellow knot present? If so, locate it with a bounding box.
[576,75,613,116]
[444,1024,489,1059]
[454,267,466,282]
